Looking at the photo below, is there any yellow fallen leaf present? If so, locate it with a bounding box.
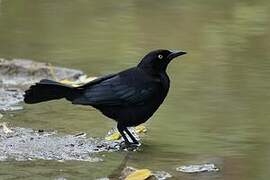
[59,79,80,87]
[60,76,98,87]
[59,79,73,84]
[105,132,121,140]
[135,125,147,133]
[125,169,152,180]
[105,125,147,141]
[82,76,97,83]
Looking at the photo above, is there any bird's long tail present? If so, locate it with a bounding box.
[24,79,76,104]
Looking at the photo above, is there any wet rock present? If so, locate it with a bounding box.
[0,58,85,111]
[0,88,24,111]
[0,125,125,162]
[0,58,84,87]
[176,163,219,173]
[0,123,148,163]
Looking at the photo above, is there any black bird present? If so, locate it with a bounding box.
[24,49,186,146]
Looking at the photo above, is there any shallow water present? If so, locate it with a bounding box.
[1,0,270,179]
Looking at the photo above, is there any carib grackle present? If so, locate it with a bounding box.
[24,49,186,147]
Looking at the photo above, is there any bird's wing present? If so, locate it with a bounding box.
[72,74,158,106]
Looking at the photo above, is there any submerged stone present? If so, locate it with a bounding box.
[176,163,219,173]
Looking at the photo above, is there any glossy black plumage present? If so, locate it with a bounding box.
[24,49,186,146]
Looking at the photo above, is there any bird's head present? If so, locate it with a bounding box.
[137,49,186,74]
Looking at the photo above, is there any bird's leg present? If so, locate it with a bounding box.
[117,124,140,151]
[117,123,130,145]
[124,127,139,145]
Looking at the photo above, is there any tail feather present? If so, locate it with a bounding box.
[24,79,75,104]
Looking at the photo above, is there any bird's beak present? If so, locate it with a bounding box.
[167,50,187,60]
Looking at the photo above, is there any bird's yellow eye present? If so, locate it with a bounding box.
[158,54,163,59]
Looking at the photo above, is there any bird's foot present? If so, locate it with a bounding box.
[119,141,141,151]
